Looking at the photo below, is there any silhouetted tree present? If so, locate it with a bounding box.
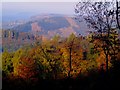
[65,33,76,78]
[75,1,119,72]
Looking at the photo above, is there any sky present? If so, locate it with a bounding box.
[1,0,114,2]
[1,2,78,22]
[0,0,117,22]
[1,0,114,16]
[1,0,80,2]
[2,2,77,15]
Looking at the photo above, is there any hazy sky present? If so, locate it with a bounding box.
[1,2,78,22]
[1,0,113,22]
[1,0,113,2]
[1,0,79,2]
[2,2,77,15]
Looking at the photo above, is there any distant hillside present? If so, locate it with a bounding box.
[2,30,38,52]
[3,14,89,37]
[1,14,90,52]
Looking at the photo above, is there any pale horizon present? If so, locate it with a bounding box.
[2,2,77,22]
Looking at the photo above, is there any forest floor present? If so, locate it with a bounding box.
[2,70,120,90]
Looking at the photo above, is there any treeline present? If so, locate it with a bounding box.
[1,33,120,89]
[2,33,114,80]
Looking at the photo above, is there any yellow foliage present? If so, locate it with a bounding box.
[96,51,111,70]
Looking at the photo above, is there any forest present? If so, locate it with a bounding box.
[1,1,120,90]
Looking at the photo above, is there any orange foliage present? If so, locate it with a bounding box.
[15,56,38,80]
[96,51,111,71]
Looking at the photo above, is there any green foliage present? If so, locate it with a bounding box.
[2,51,14,75]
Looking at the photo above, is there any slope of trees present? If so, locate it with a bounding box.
[2,32,118,88]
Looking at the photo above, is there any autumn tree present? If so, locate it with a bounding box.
[12,48,39,83]
[38,39,64,79]
[2,51,14,76]
[75,1,119,72]
[66,33,76,78]
[63,33,87,78]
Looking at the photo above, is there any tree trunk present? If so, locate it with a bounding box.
[68,47,72,78]
[116,1,120,30]
[106,53,109,73]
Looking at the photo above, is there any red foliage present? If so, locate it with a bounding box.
[16,56,38,80]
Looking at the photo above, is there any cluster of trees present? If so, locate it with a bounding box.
[2,33,111,82]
